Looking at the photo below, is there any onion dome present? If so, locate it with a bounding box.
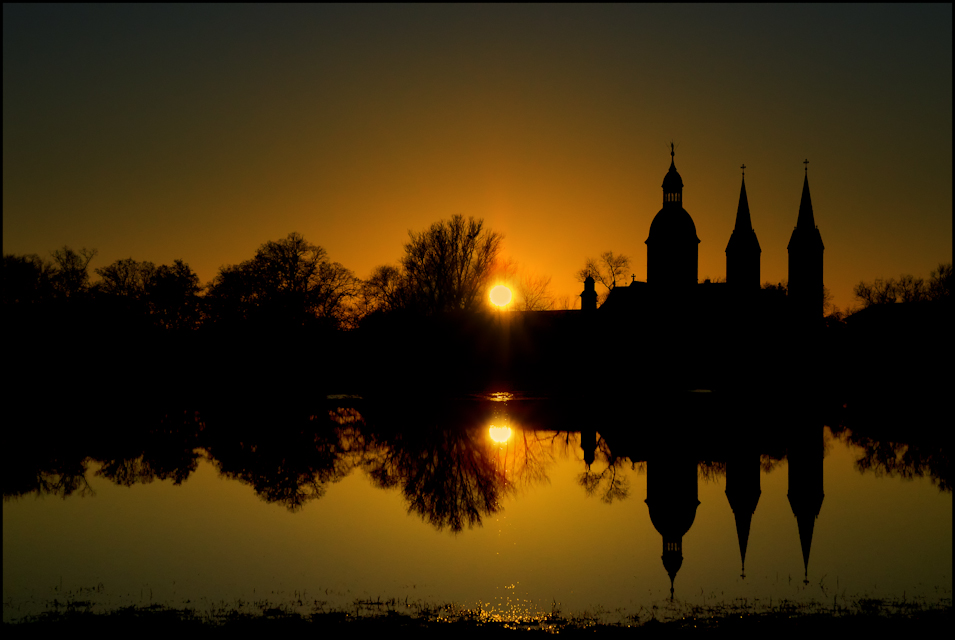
[648,206,699,241]
[646,144,700,288]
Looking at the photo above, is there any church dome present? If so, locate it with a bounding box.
[648,207,699,242]
[646,145,700,288]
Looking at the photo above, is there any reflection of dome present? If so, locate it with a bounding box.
[645,456,700,599]
[646,499,700,540]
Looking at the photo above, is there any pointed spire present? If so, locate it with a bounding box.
[726,163,761,288]
[796,160,815,229]
[734,167,753,231]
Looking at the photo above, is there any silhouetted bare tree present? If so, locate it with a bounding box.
[94,258,156,298]
[576,251,631,304]
[854,264,952,308]
[356,264,409,319]
[206,232,356,329]
[92,257,201,329]
[149,260,203,330]
[928,263,953,302]
[515,272,555,311]
[896,275,927,303]
[401,215,504,315]
[2,253,56,304]
[50,246,97,298]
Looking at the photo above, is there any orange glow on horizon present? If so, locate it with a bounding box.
[2,6,950,315]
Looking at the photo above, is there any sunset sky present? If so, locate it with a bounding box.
[4,4,951,312]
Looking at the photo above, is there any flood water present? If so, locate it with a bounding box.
[3,391,951,624]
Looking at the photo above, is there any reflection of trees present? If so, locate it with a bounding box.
[363,427,503,532]
[577,434,632,504]
[839,432,950,492]
[497,428,570,491]
[206,409,360,512]
[360,402,564,532]
[698,461,726,482]
[97,455,195,487]
[3,406,203,500]
[95,410,204,487]
[833,383,950,492]
[3,457,92,500]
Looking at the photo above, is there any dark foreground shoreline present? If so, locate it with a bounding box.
[5,597,951,637]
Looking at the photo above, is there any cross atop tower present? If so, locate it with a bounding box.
[741,163,746,176]
[803,158,809,174]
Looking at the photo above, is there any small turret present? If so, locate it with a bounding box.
[581,275,597,311]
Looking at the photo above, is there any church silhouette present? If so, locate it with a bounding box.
[581,145,825,330]
[573,148,829,596]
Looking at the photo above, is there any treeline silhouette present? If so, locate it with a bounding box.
[2,218,597,399]
[5,222,952,402]
[3,218,515,404]
[3,216,513,332]
[853,263,952,308]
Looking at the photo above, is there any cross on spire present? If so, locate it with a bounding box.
[741,163,746,176]
[670,142,675,159]
[803,158,809,174]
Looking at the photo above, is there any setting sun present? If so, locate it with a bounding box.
[489,285,512,307]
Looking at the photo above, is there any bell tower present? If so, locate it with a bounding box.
[787,160,825,324]
[726,164,761,290]
[646,145,700,290]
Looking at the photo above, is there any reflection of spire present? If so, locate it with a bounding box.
[787,425,825,583]
[725,454,761,579]
[794,503,818,583]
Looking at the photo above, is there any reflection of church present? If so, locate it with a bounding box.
[577,390,827,599]
[579,423,826,599]
[581,145,824,329]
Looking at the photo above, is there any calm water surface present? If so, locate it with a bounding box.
[3,394,951,623]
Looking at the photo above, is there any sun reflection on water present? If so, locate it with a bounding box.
[489,425,512,443]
